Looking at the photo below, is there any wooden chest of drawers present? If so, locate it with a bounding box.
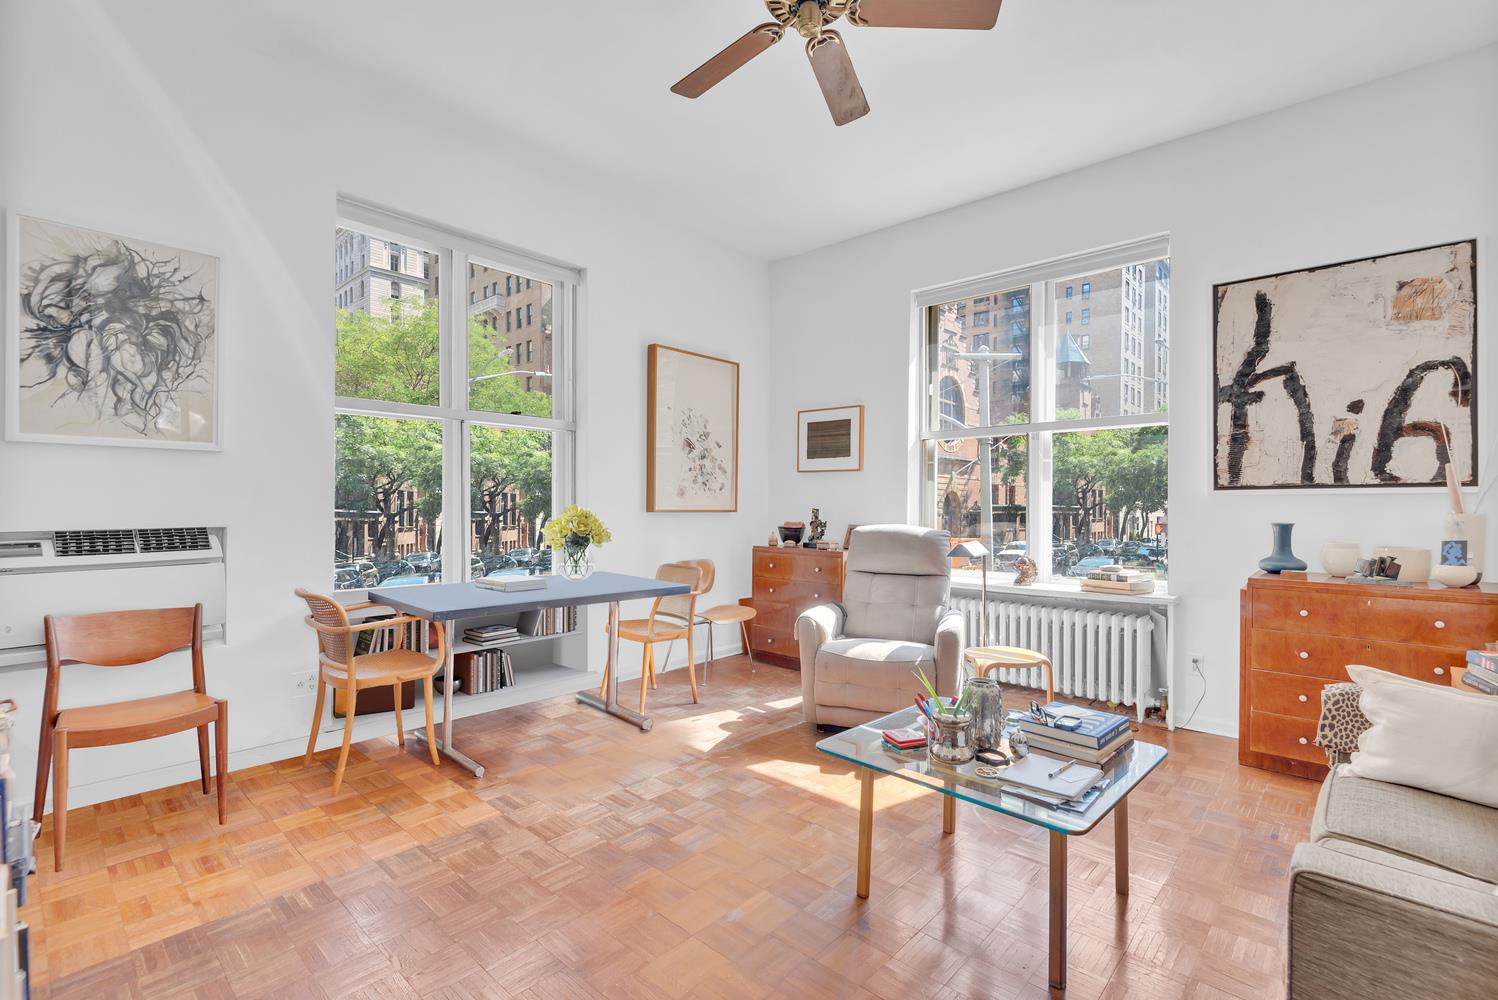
[1239,572,1498,778]
[749,545,846,664]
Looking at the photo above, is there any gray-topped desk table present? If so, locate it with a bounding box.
[369,572,690,776]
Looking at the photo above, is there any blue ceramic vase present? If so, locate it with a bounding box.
[1258,522,1307,573]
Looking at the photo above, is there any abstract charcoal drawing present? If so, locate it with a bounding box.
[9,216,218,448]
[1213,240,1475,489]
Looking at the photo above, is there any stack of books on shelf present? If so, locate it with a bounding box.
[1018,702,1134,765]
[1462,649,1498,696]
[1080,564,1155,595]
[518,606,577,637]
[464,622,519,646]
[466,648,515,695]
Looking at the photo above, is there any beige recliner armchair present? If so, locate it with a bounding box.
[797,525,964,727]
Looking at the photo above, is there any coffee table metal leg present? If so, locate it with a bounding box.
[942,795,955,835]
[856,768,874,899]
[1115,795,1130,896]
[1049,831,1067,998]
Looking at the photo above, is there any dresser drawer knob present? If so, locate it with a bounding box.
[814,566,822,573]
[1298,609,1309,618]
[768,587,775,594]
[813,593,820,599]
[1434,666,1445,676]
[1434,620,1446,629]
[768,562,775,569]
[1298,651,1309,660]
[1297,694,1308,703]
[1298,737,1308,745]
[766,637,774,645]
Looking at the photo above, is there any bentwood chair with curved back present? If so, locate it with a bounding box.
[598,561,705,713]
[689,560,758,680]
[295,590,446,795]
[34,604,227,871]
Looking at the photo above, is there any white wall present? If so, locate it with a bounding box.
[0,0,770,807]
[769,47,1498,736]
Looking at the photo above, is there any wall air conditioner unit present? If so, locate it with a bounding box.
[0,528,226,664]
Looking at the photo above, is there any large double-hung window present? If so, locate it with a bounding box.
[920,237,1170,587]
[332,200,576,593]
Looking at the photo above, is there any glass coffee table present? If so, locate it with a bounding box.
[816,706,1168,999]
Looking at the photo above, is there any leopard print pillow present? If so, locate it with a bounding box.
[1317,682,1370,764]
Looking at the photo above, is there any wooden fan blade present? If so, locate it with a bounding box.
[847,0,1003,30]
[671,23,784,98]
[807,32,869,127]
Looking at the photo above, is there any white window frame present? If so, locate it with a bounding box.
[913,233,1170,588]
[334,197,580,594]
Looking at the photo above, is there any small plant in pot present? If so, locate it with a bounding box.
[543,505,612,581]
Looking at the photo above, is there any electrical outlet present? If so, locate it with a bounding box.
[291,670,317,696]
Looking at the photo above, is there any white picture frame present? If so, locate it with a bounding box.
[798,404,863,473]
[6,214,221,450]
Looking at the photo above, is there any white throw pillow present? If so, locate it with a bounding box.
[1343,664,1498,808]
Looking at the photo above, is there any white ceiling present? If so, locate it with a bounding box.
[251,0,1498,260]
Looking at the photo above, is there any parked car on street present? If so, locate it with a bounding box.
[1066,556,1117,578]
[333,565,362,590]
[509,548,537,566]
[375,559,414,581]
[482,553,518,573]
[995,543,1028,570]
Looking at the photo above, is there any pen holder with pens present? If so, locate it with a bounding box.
[928,711,976,766]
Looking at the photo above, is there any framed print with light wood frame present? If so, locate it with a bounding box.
[798,404,863,472]
[647,344,738,512]
[6,214,220,450]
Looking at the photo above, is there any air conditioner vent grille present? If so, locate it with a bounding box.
[137,527,211,553]
[53,530,138,557]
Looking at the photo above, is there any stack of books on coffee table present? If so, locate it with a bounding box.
[1462,650,1498,695]
[1019,702,1133,765]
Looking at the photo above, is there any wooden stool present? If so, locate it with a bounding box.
[698,604,757,679]
[964,645,1055,704]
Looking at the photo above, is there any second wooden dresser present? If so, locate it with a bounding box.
[749,545,846,664]
[1240,572,1498,778]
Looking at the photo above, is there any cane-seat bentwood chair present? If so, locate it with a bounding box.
[295,591,446,795]
[35,604,228,871]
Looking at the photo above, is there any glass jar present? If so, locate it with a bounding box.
[968,676,1005,750]
[928,712,976,766]
[560,539,594,581]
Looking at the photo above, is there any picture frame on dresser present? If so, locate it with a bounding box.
[1238,571,1498,778]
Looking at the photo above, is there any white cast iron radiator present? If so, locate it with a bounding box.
[952,595,1155,720]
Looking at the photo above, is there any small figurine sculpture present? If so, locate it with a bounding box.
[767,531,780,547]
[806,507,827,548]
[1013,555,1038,586]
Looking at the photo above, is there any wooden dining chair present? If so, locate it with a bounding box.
[687,559,758,680]
[34,604,226,872]
[295,590,446,795]
[598,562,705,713]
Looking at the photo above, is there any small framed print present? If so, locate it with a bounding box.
[1440,540,1469,567]
[798,404,863,473]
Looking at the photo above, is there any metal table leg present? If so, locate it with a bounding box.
[410,620,486,777]
[577,601,652,731]
[1049,831,1067,998]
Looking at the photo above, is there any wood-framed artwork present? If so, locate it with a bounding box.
[797,404,864,472]
[1213,239,1476,490]
[646,344,739,512]
[6,214,221,450]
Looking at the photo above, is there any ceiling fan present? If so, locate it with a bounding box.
[671,1,1004,127]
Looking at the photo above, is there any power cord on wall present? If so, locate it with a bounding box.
[1178,654,1207,730]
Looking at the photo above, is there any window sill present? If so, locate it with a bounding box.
[950,575,1177,607]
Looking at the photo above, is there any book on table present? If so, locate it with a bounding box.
[1024,728,1133,764]
[1018,702,1131,748]
[475,576,547,592]
[881,725,927,750]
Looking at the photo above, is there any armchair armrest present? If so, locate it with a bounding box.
[797,603,844,724]
[1289,842,1498,998]
[934,609,965,696]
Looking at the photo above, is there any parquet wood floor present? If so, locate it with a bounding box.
[23,656,1319,999]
